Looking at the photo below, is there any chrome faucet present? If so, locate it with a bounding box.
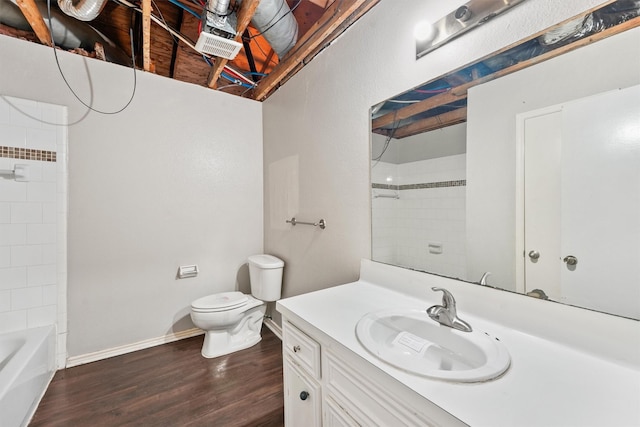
[479,271,491,285]
[426,287,472,332]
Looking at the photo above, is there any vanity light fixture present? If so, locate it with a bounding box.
[416,0,528,59]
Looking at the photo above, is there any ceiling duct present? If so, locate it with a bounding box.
[1,0,130,64]
[57,0,108,21]
[245,0,298,59]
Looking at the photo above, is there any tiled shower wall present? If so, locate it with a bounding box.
[0,96,67,368]
[372,154,467,279]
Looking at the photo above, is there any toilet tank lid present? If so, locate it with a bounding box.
[248,254,284,269]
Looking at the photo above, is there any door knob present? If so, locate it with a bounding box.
[528,250,540,260]
[563,255,578,266]
[299,391,309,401]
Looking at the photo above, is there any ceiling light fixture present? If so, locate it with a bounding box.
[416,0,528,59]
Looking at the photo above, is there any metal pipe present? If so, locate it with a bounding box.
[57,0,108,21]
[242,0,298,59]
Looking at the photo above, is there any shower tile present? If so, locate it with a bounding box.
[27,223,56,244]
[27,304,56,327]
[11,286,42,310]
[0,223,26,245]
[0,310,27,333]
[11,245,42,267]
[27,264,57,286]
[10,202,42,224]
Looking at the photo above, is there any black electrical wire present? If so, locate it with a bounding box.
[47,0,137,115]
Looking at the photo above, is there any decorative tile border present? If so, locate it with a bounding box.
[373,180,466,191]
[0,146,57,162]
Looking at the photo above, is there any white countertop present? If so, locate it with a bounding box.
[277,279,640,427]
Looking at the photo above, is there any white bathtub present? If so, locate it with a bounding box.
[0,326,56,427]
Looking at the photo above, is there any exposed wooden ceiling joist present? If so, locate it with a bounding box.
[207,0,262,88]
[381,108,468,139]
[372,91,468,131]
[142,0,152,71]
[15,0,51,46]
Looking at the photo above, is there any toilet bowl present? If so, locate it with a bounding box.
[190,254,284,358]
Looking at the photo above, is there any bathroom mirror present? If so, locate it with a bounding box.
[370,1,640,320]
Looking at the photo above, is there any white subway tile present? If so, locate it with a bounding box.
[57,289,66,314]
[26,128,57,151]
[10,202,42,224]
[0,203,9,223]
[0,310,27,333]
[0,181,27,202]
[41,103,65,129]
[25,161,44,182]
[42,202,56,224]
[42,244,56,264]
[41,163,57,183]
[28,264,57,286]
[42,284,57,305]
[0,290,10,312]
[0,266,27,290]
[10,245,42,267]
[0,223,26,246]
[11,286,42,309]
[0,124,27,147]
[0,247,9,268]
[9,98,41,128]
[56,332,67,369]
[26,182,56,202]
[27,223,56,244]
[27,304,56,327]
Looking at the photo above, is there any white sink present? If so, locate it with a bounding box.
[355,309,511,382]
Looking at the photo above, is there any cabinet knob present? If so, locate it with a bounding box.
[293,345,301,353]
[299,391,309,401]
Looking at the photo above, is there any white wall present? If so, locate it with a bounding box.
[466,26,640,291]
[263,0,610,323]
[0,97,67,367]
[0,35,263,358]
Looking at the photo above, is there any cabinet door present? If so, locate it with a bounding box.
[324,397,360,427]
[283,357,322,427]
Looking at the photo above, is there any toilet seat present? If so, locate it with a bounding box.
[191,291,249,313]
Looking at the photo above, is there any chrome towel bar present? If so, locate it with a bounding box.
[286,217,326,230]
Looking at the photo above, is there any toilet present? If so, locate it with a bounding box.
[190,254,284,358]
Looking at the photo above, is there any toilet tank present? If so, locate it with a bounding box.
[247,254,284,302]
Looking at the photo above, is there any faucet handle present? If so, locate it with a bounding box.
[431,287,456,309]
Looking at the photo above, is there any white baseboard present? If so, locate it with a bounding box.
[66,328,204,368]
[263,318,282,340]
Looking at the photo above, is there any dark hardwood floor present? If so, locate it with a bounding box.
[30,328,284,427]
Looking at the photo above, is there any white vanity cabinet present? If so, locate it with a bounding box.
[282,319,322,426]
[282,319,465,427]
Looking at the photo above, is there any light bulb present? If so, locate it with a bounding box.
[414,20,436,42]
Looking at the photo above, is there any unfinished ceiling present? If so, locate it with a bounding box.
[372,0,640,139]
[0,0,379,100]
